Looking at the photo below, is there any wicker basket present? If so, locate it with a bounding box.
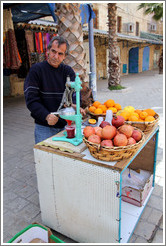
[125,113,159,133]
[83,128,145,162]
[87,109,106,120]
[87,109,117,120]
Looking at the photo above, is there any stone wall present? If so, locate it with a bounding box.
[9,74,24,96]
[92,3,163,36]
[94,38,107,79]
[84,34,162,80]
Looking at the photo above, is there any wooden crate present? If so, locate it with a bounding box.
[122,174,153,207]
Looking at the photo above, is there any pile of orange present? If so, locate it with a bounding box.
[117,108,157,122]
[89,99,122,115]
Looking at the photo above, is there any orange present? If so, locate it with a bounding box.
[93,101,101,108]
[123,106,135,113]
[94,108,103,114]
[116,110,123,116]
[128,115,139,122]
[89,106,96,113]
[145,116,155,122]
[105,99,115,108]
[120,111,130,121]
[114,103,122,111]
[144,109,156,117]
[135,109,142,116]
[140,111,148,120]
[130,112,139,118]
[98,104,107,113]
[107,107,117,113]
[137,118,144,122]
[88,119,96,124]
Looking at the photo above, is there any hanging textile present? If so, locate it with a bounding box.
[38,53,45,62]
[30,53,39,65]
[35,32,40,53]
[38,32,43,53]
[43,33,47,52]
[25,30,35,66]
[46,33,50,47]
[15,29,30,78]
[3,9,22,69]
[33,32,37,52]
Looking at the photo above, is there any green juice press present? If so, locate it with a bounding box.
[52,73,83,146]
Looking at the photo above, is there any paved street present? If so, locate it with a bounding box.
[3,69,164,243]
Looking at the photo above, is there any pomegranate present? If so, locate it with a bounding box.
[119,124,134,138]
[83,126,95,138]
[88,134,101,144]
[112,115,125,128]
[93,126,102,134]
[116,130,120,135]
[127,137,136,145]
[96,128,103,138]
[132,130,142,142]
[113,133,128,146]
[101,125,117,140]
[101,139,113,147]
[99,121,111,128]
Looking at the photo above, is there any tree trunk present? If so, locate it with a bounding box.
[107,3,120,87]
[56,3,87,82]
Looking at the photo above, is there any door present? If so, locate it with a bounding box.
[153,49,160,68]
[136,22,139,36]
[129,47,139,73]
[142,46,150,71]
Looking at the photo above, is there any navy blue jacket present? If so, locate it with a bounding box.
[24,61,76,128]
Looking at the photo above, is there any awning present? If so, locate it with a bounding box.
[3,3,95,25]
[3,3,57,23]
[83,27,163,45]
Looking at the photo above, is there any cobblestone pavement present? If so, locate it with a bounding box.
[3,69,164,244]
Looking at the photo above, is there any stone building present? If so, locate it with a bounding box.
[83,3,163,79]
[3,3,163,96]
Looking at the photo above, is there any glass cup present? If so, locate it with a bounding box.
[65,126,75,138]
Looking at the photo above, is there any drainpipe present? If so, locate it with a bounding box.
[88,4,97,101]
[47,3,57,23]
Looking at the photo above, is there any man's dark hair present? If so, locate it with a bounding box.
[47,36,69,55]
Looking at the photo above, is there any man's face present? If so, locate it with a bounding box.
[47,40,67,68]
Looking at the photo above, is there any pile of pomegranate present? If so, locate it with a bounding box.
[83,115,143,148]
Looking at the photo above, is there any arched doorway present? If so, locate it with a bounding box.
[142,46,150,71]
[129,47,139,73]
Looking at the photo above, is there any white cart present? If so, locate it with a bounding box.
[34,125,159,243]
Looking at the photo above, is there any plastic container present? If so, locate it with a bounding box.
[65,126,75,138]
[7,223,64,243]
[105,110,113,125]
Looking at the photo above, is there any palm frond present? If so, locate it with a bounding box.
[137,3,163,20]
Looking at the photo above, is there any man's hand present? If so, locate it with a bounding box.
[46,114,59,126]
[71,104,86,116]
[80,107,86,116]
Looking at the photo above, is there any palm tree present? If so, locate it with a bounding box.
[55,3,87,82]
[138,3,163,21]
[107,3,120,88]
[138,3,163,74]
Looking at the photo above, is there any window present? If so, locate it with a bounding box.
[127,23,134,33]
[136,22,139,36]
[151,24,157,31]
[117,16,122,33]
[93,9,98,29]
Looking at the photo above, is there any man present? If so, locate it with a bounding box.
[158,50,163,74]
[24,36,85,144]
